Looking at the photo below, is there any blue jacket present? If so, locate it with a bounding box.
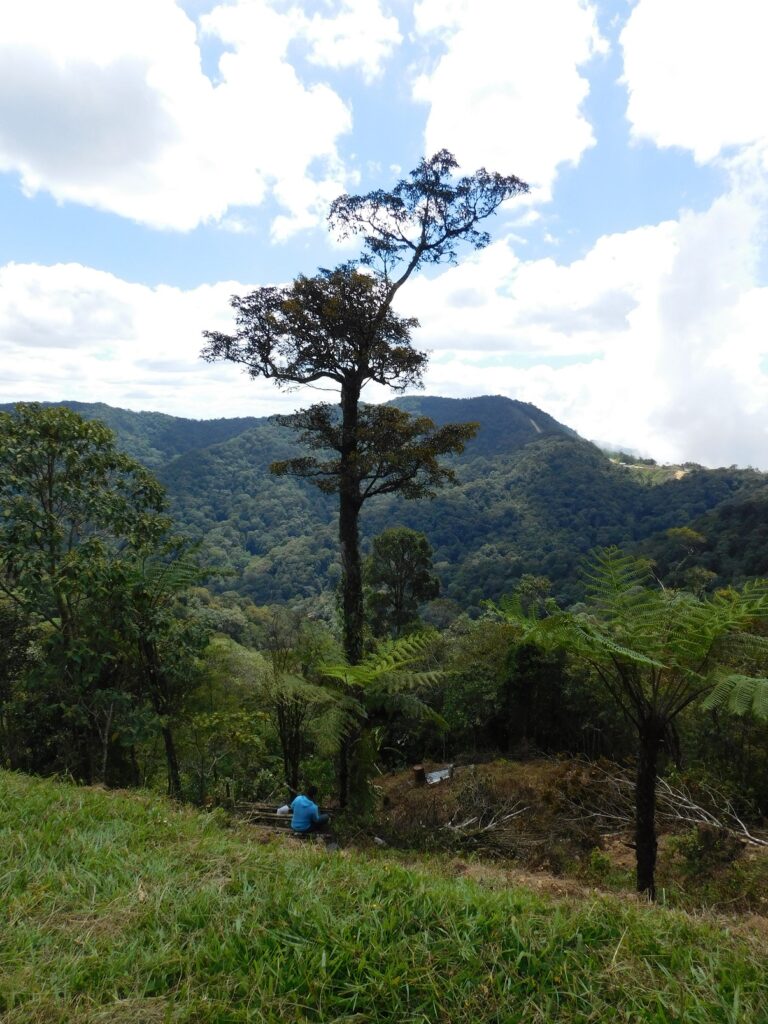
[290,794,320,832]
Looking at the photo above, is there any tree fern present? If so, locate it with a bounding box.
[499,547,768,899]
[318,632,445,811]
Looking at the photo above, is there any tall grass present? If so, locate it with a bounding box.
[1,771,766,1022]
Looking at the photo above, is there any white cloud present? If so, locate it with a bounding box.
[412,0,607,196]
[3,157,767,467]
[0,262,320,416]
[0,0,405,233]
[621,0,768,162]
[302,0,401,82]
[396,172,768,467]
[3,187,768,465]
[397,221,675,355]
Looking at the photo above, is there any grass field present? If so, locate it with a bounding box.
[1,771,766,1023]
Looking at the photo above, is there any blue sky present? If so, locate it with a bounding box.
[1,0,767,467]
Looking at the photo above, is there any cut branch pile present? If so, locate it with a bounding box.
[562,760,768,848]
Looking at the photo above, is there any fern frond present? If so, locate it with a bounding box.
[364,691,447,729]
[367,669,445,694]
[319,632,437,688]
[702,674,768,719]
[582,548,653,609]
[269,672,336,706]
[571,618,666,667]
[718,631,768,661]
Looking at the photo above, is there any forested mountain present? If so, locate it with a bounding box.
[5,397,764,608]
[639,485,768,588]
[0,401,261,470]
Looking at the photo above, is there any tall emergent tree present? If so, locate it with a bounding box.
[203,151,528,671]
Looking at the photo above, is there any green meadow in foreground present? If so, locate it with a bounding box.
[1,772,766,1023]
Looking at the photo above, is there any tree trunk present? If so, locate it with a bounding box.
[339,490,363,666]
[337,380,364,808]
[129,745,141,786]
[635,721,662,899]
[99,701,114,785]
[339,381,363,666]
[161,724,182,798]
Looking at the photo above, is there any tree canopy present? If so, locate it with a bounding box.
[329,148,528,295]
[0,404,205,792]
[365,527,439,638]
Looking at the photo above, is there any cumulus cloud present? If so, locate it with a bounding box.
[397,221,675,355]
[3,170,768,466]
[621,0,768,162]
[0,262,318,416]
[395,174,768,466]
[412,0,607,195]
[302,0,401,82]
[0,0,402,233]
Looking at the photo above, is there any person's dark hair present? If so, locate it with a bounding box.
[306,785,318,800]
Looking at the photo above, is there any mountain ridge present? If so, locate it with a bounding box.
[2,396,764,607]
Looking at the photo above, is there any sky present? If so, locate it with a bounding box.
[1,0,767,468]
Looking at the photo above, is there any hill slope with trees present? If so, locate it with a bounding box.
[4,396,764,608]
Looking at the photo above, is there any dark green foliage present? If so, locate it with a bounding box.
[272,403,477,503]
[260,607,342,792]
[0,598,34,771]
[319,633,445,811]
[677,707,768,818]
[394,393,576,452]
[0,400,260,470]
[202,265,425,391]
[0,404,208,791]
[437,611,632,762]
[641,485,768,590]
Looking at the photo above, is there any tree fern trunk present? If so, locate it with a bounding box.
[636,721,661,899]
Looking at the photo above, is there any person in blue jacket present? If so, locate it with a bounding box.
[290,785,330,833]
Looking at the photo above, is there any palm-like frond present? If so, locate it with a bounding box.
[267,671,337,707]
[363,690,446,729]
[310,694,366,756]
[500,552,768,725]
[317,633,444,750]
[582,548,653,619]
[319,633,439,689]
[702,674,768,719]
[570,617,666,668]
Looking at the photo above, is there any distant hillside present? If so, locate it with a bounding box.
[3,396,764,607]
[639,485,768,589]
[0,400,259,469]
[393,394,578,455]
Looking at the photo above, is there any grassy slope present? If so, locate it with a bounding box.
[1,773,766,1023]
